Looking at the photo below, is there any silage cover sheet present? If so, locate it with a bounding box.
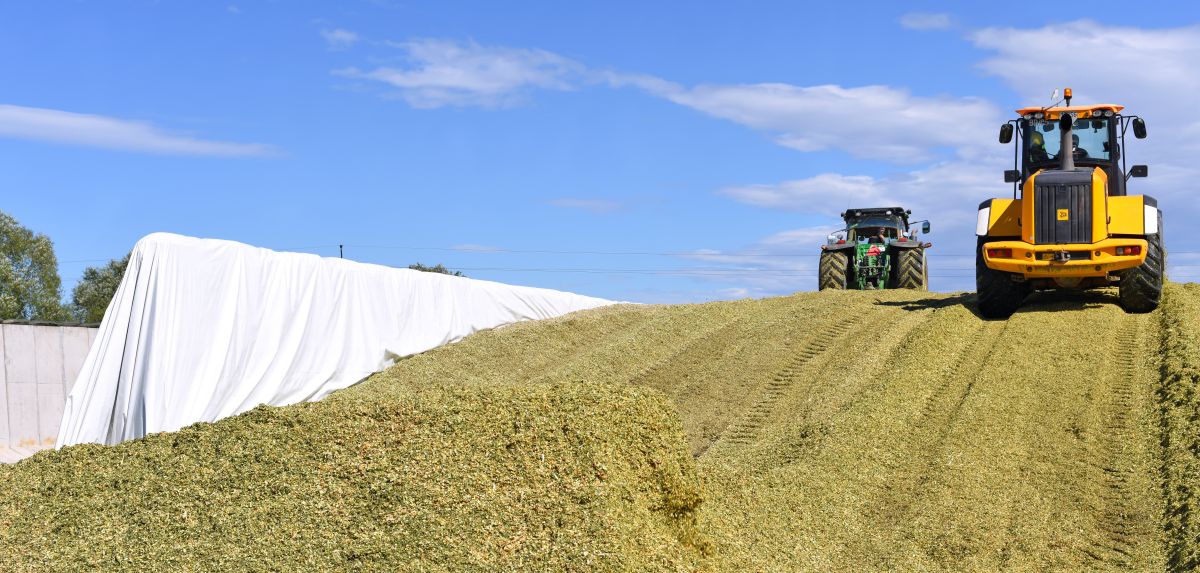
[57,232,616,447]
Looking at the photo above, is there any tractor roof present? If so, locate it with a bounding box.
[841,207,910,226]
[1014,104,1124,121]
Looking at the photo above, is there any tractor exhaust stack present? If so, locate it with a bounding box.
[1059,114,1074,171]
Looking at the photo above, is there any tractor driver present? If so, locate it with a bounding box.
[1029,131,1049,162]
[1071,133,1089,159]
[862,227,887,244]
[1053,133,1088,161]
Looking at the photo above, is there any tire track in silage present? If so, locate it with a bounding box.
[718,315,864,448]
[863,318,1009,541]
[1083,314,1159,569]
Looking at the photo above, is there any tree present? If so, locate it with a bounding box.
[408,262,464,277]
[71,254,130,323]
[0,210,68,321]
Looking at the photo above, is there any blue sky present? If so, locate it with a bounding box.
[3,1,1200,303]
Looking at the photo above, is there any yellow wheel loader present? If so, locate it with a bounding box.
[976,88,1163,318]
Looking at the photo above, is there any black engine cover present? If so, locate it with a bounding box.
[1034,170,1093,244]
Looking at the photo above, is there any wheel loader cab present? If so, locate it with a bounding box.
[1019,112,1127,196]
[977,92,1163,318]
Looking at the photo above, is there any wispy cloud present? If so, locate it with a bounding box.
[719,174,895,214]
[339,41,997,164]
[321,28,359,50]
[899,13,953,31]
[0,104,277,156]
[546,198,625,214]
[720,162,1000,221]
[337,39,583,108]
[972,21,1200,110]
[636,81,1000,164]
[679,226,840,296]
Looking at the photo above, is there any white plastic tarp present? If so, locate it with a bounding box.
[58,233,616,447]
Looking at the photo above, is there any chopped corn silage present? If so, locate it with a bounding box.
[1157,282,1200,571]
[3,285,1196,572]
[0,382,707,572]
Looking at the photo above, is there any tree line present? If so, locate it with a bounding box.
[0,209,463,323]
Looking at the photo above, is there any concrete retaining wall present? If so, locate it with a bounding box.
[0,323,97,462]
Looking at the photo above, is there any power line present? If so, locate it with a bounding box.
[303,243,1200,259]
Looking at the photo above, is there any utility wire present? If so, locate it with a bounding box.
[287,243,1200,259]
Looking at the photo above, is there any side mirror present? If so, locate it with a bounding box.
[1129,165,1148,178]
[1004,169,1021,183]
[1133,118,1147,139]
[999,124,1014,144]
[922,222,931,234]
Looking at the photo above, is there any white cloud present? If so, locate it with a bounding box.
[721,162,1005,220]
[972,21,1200,105]
[900,13,952,31]
[720,174,894,214]
[344,41,999,164]
[321,28,359,49]
[636,81,1001,163]
[680,226,838,296]
[546,198,624,214]
[338,39,583,108]
[0,104,277,156]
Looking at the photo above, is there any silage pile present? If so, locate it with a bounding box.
[4,285,1199,572]
[1157,282,1200,571]
[0,381,708,572]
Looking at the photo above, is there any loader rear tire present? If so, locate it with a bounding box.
[819,250,849,290]
[976,237,1029,319]
[1118,214,1164,313]
[895,248,927,290]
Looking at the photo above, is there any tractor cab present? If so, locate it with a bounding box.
[839,207,924,243]
[1000,96,1148,197]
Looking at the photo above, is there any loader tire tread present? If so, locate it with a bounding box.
[1119,215,1164,313]
[976,237,1029,319]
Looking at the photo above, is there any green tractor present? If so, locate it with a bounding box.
[819,207,932,290]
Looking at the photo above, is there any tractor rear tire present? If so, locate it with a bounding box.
[819,250,849,290]
[1118,214,1164,313]
[976,237,1029,319]
[895,248,927,290]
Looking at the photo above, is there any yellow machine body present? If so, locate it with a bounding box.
[979,166,1150,280]
[976,94,1161,316]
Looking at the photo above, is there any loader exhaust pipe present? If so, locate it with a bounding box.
[1059,114,1074,171]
